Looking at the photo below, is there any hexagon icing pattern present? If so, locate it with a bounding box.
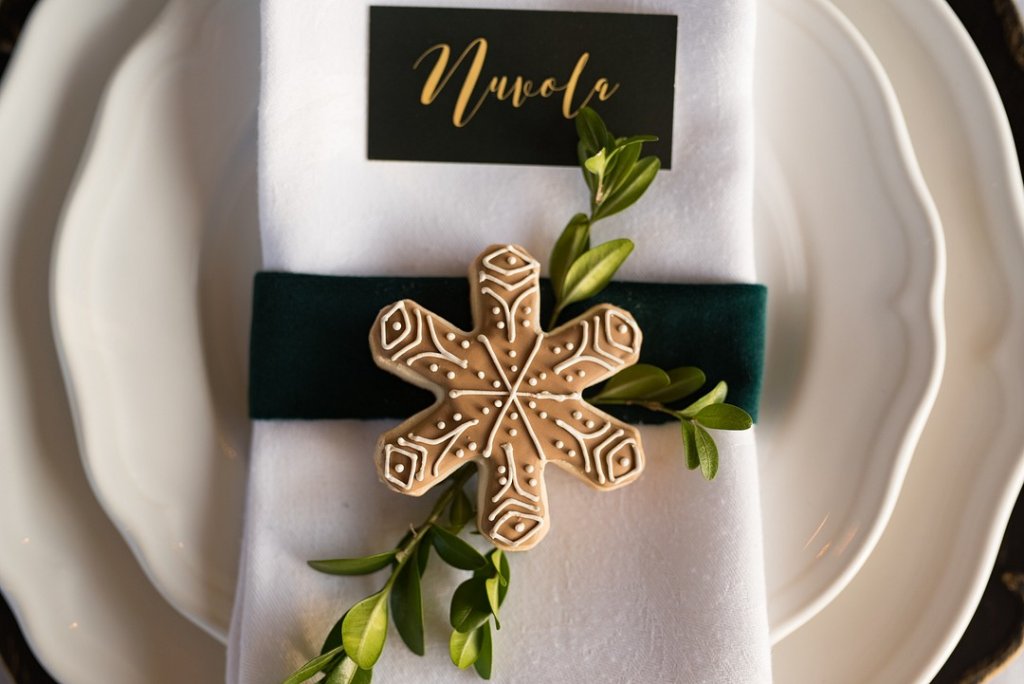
[370,244,646,551]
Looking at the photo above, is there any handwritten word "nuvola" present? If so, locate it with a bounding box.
[413,38,620,127]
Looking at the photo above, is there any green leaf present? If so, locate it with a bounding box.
[549,213,591,296]
[320,612,347,655]
[448,488,474,533]
[578,141,597,195]
[450,628,484,670]
[281,646,344,684]
[416,530,432,576]
[644,367,706,403]
[590,364,670,402]
[450,577,492,633]
[695,403,753,431]
[431,525,487,570]
[592,156,660,221]
[474,622,493,680]
[602,138,654,196]
[324,657,373,684]
[679,380,728,418]
[574,106,609,155]
[694,424,719,480]
[341,590,389,669]
[558,239,635,310]
[681,420,699,470]
[390,560,425,656]
[584,148,607,177]
[308,552,396,576]
[484,571,501,625]
[495,551,511,605]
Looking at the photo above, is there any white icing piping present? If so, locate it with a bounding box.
[380,302,411,351]
[490,511,545,547]
[553,319,618,374]
[407,315,468,368]
[554,419,611,474]
[491,443,539,504]
[389,307,425,362]
[487,495,540,522]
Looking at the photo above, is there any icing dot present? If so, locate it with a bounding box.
[508,350,517,358]
[477,371,486,379]
[449,390,458,398]
[510,365,518,372]
[492,306,501,315]
[429,363,439,372]
[555,440,565,449]
[496,321,506,329]
[586,420,595,428]
[568,449,577,457]
[483,451,491,459]
[528,401,537,409]
[498,477,508,485]
[446,371,456,379]
[578,370,586,378]
[461,340,471,349]
[507,256,517,265]
[539,372,548,380]
[453,413,462,421]
[437,421,446,429]
[525,464,535,474]
[524,306,532,314]
[566,343,575,351]
[553,346,562,354]
[510,412,519,420]
[619,457,631,467]
[497,465,507,474]
[494,400,503,407]
[468,442,478,451]
[539,411,548,419]
[572,411,583,420]
[392,322,402,331]
[528,478,537,487]
[456,449,465,458]
[523,320,531,327]
[509,428,518,436]
[528,378,538,386]
[565,374,574,382]
[446,332,456,340]
[394,463,405,473]
[482,407,491,415]
[618,324,629,334]
[492,380,502,388]
[514,522,526,533]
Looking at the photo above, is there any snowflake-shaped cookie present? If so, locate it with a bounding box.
[370,244,645,551]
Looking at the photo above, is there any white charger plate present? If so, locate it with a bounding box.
[773,0,1024,681]
[0,0,226,681]
[49,0,943,645]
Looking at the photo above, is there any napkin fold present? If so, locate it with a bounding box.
[230,1,771,681]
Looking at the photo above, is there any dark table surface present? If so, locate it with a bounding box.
[1,0,1022,682]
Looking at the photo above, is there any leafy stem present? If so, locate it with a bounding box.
[589,365,753,480]
[285,464,494,683]
[547,108,660,328]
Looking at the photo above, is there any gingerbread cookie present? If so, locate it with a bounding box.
[370,244,645,551]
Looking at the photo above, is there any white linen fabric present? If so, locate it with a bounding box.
[230,1,771,682]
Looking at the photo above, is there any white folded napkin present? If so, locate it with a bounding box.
[229,1,771,682]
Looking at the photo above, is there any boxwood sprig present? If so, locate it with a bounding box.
[547,107,661,328]
[588,365,753,480]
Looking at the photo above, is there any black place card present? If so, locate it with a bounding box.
[367,6,677,168]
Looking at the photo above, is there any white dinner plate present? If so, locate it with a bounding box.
[49,0,943,643]
[773,0,1024,681]
[753,0,944,639]
[0,0,226,681]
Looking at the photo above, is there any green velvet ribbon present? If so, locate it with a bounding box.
[249,273,767,424]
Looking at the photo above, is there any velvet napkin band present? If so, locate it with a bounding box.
[249,273,767,424]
